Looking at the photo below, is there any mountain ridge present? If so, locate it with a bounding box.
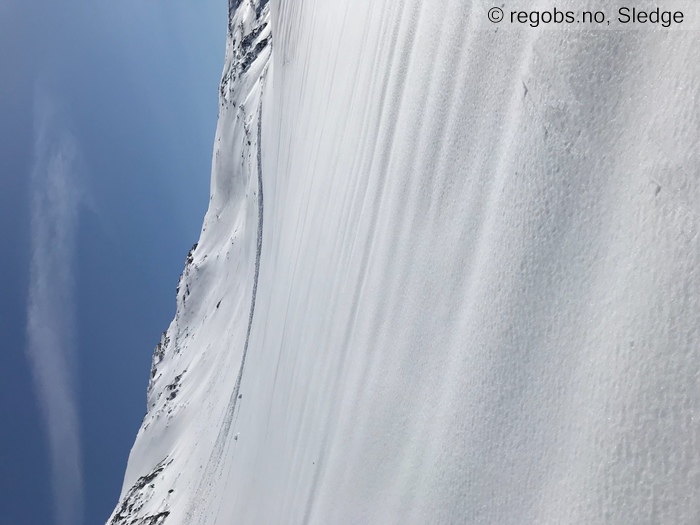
[110,1,700,523]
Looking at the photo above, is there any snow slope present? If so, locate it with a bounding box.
[110,1,700,523]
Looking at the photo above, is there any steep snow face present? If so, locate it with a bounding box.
[111,1,700,523]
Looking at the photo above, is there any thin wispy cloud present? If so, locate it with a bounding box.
[26,89,84,525]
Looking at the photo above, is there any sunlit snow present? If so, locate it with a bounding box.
[109,1,700,523]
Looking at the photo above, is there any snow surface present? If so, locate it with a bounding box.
[109,1,700,523]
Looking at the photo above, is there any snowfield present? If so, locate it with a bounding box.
[109,0,700,523]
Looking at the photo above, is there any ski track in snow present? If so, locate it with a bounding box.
[223,78,266,445]
[186,74,267,525]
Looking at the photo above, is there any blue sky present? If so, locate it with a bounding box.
[0,0,225,523]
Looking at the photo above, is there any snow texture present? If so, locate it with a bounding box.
[109,1,700,523]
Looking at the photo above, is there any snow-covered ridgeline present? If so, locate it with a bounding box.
[108,1,270,523]
[111,0,700,523]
